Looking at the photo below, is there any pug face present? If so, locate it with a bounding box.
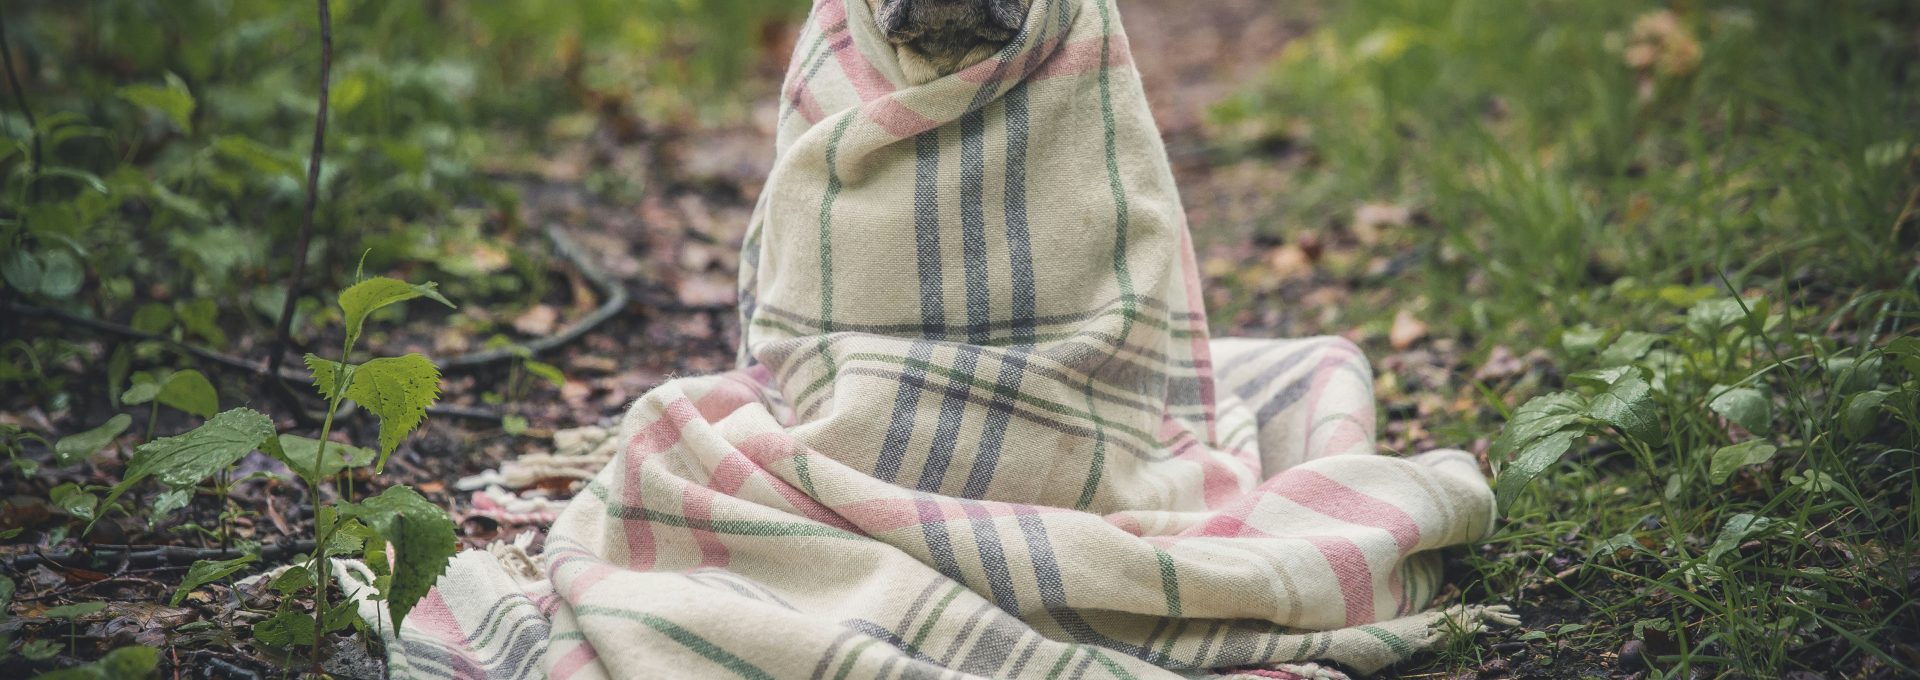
[870,0,1032,79]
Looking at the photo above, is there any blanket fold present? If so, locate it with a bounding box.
[387,0,1504,677]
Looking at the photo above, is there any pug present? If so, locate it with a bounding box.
[869,0,1031,82]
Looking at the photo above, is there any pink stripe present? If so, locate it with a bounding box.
[733,433,862,531]
[817,0,893,102]
[693,378,759,421]
[1306,535,1376,626]
[620,399,699,569]
[680,484,731,567]
[1273,470,1422,554]
[1029,34,1134,80]
[863,97,943,139]
[549,642,601,680]
[1301,342,1368,460]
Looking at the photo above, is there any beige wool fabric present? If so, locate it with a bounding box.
[382,0,1512,677]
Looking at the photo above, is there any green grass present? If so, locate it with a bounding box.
[1216,0,1919,676]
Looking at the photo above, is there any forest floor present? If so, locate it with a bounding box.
[3,0,1916,678]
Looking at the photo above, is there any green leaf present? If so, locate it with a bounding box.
[1587,372,1662,443]
[1494,429,1583,513]
[344,486,457,631]
[121,381,162,406]
[1709,440,1778,484]
[525,360,565,388]
[1598,331,1660,366]
[170,554,257,605]
[176,298,227,347]
[100,408,275,518]
[37,250,84,298]
[1686,298,1749,338]
[30,644,159,680]
[150,488,193,523]
[501,414,529,436]
[1560,324,1607,354]
[269,565,313,595]
[49,483,99,521]
[129,303,175,334]
[157,369,219,418]
[117,73,195,132]
[2,250,42,293]
[1490,391,1588,463]
[337,277,454,348]
[342,354,442,472]
[1,574,15,616]
[1839,390,1890,440]
[252,610,316,648]
[54,414,131,465]
[20,638,60,660]
[267,434,376,484]
[1884,336,1920,377]
[1705,513,1780,564]
[1708,387,1771,435]
[41,602,108,620]
[304,354,355,399]
[212,135,302,180]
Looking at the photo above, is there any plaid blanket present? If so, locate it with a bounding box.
[383,0,1511,677]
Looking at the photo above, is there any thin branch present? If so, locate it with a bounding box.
[437,223,631,369]
[0,9,42,206]
[3,301,309,382]
[2,541,316,572]
[269,0,335,380]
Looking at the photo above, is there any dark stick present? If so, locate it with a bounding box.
[0,10,42,206]
[2,541,316,572]
[269,0,334,382]
[436,223,631,369]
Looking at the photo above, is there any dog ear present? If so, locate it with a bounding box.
[874,0,919,43]
[985,0,1028,33]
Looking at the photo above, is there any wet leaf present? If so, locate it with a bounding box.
[1495,429,1582,512]
[1588,373,1662,444]
[1490,391,1588,463]
[341,355,442,472]
[49,483,99,521]
[54,414,131,465]
[100,408,275,520]
[157,369,219,418]
[338,277,454,348]
[266,434,376,484]
[252,610,316,648]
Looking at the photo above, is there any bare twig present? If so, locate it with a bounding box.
[269,0,335,381]
[436,223,631,369]
[0,9,42,206]
[3,301,308,382]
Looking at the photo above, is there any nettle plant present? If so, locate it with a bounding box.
[84,276,460,660]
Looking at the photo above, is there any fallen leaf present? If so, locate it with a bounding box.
[1264,244,1315,281]
[1390,310,1428,350]
[1474,345,1526,381]
[513,305,560,337]
[1352,202,1411,245]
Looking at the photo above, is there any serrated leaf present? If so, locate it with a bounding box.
[1494,428,1582,513]
[344,486,456,631]
[1490,391,1588,462]
[338,277,454,348]
[524,360,565,388]
[1709,440,1777,484]
[118,74,195,132]
[121,381,162,406]
[1587,373,1662,443]
[100,408,275,518]
[157,369,219,418]
[1599,331,1660,366]
[171,554,257,605]
[268,434,376,484]
[2,249,42,292]
[304,354,355,398]
[176,298,227,347]
[344,355,442,472]
[54,414,131,465]
[37,249,83,298]
[1708,387,1771,435]
[30,644,158,680]
[252,610,316,648]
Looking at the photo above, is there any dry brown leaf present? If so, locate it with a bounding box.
[513,304,560,337]
[1389,309,1428,350]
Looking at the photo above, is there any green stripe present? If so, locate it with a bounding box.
[793,449,817,496]
[1084,649,1143,680]
[907,585,966,651]
[1358,625,1414,656]
[830,638,880,680]
[1043,645,1078,680]
[585,481,862,541]
[1153,548,1182,617]
[813,112,857,389]
[839,352,1161,443]
[574,606,776,680]
[1076,0,1134,513]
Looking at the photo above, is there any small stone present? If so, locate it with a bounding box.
[1618,639,1649,669]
